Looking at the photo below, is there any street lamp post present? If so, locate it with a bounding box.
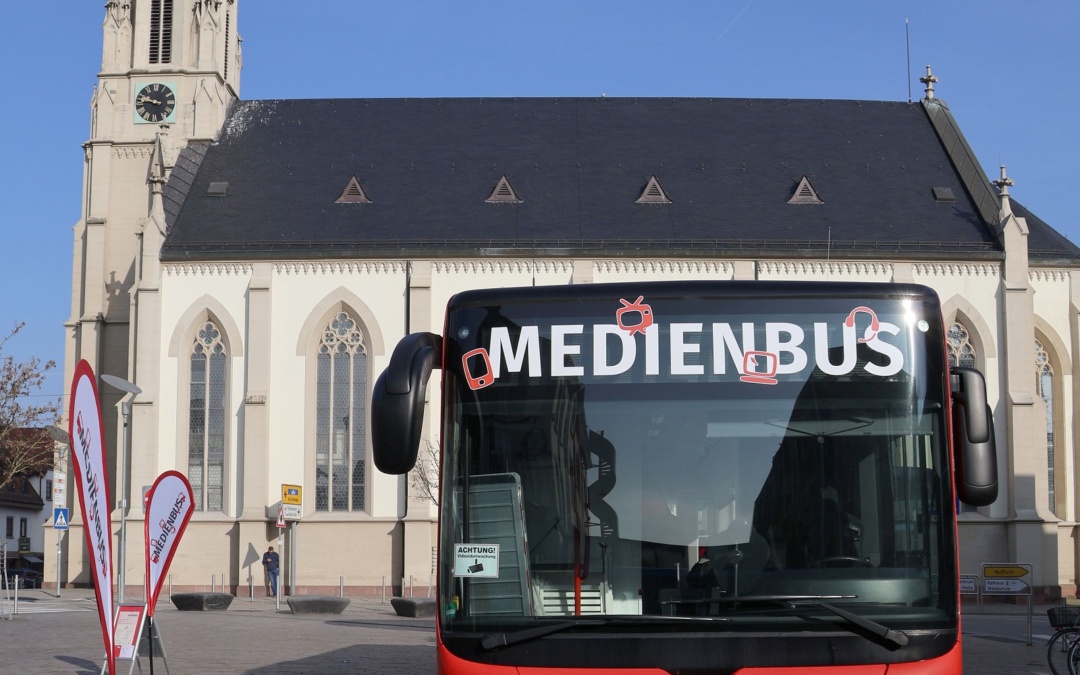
[101,374,141,604]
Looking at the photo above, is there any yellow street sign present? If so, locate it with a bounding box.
[983,565,1029,578]
[282,484,302,506]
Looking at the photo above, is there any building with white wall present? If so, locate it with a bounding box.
[1,428,57,582]
[57,1,1080,600]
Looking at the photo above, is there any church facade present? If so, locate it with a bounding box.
[56,0,1080,599]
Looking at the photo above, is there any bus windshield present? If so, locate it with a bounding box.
[439,284,955,640]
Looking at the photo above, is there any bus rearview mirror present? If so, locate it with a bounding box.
[950,367,998,507]
[372,332,442,475]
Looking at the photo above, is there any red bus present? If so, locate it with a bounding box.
[372,281,997,674]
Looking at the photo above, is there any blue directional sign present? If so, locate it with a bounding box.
[53,507,70,530]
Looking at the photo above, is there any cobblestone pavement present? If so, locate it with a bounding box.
[963,602,1059,675]
[2,589,435,674]
[0,590,1061,673]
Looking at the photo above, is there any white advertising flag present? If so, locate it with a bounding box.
[144,471,194,616]
[68,360,115,675]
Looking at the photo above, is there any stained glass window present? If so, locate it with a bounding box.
[1036,339,1055,515]
[315,312,368,512]
[189,321,226,511]
[946,322,975,368]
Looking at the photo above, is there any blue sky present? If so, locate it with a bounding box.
[0,1,1076,402]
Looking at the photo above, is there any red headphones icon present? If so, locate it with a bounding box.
[845,306,880,343]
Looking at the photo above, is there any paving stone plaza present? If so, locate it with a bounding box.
[0,589,1067,673]
[2,589,434,674]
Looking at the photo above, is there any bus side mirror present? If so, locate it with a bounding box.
[950,367,998,507]
[372,332,442,475]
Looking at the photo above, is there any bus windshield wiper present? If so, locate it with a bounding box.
[791,600,909,649]
[665,593,857,608]
[662,595,908,649]
[479,615,728,651]
[480,620,603,651]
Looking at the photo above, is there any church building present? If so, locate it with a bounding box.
[57,0,1080,600]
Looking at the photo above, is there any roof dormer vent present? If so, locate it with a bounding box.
[932,187,955,202]
[486,175,523,203]
[788,176,824,205]
[636,176,672,204]
[336,176,372,204]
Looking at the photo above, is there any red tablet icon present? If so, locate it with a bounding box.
[740,351,779,385]
[616,296,654,336]
[845,306,880,343]
[462,348,495,390]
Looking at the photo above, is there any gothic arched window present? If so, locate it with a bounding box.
[189,321,226,512]
[946,322,976,369]
[1036,338,1056,515]
[315,312,368,512]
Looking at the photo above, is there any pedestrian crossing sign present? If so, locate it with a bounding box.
[53,507,70,530]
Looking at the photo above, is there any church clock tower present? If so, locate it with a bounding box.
[62,0,240,586]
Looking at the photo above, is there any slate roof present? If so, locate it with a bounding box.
[1,428,53,474]
[0,428,51,511]
[0,475,44,511]
[160,97,1079,264]
[1013,199,1080,263]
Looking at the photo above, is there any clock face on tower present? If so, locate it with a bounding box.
[135,83,176,123]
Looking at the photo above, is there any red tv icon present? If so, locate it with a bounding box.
[740,351,779,385]
[462,348,495,390]
[616,296,654,336]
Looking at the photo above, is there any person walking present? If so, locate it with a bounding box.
[262,546,280,597]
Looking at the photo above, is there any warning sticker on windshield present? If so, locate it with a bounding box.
[453,543,500,578]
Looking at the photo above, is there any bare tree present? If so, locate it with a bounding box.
[409,438,440,506]
[0,323,62,491]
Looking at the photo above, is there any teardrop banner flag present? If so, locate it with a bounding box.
[144,470,194,616]
[68,360,115,675]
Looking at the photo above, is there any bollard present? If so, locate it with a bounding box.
[340,576,344,598]
[410,575,414,598]
[169,574,172,598]
[428,573,433,598]
[212,574,216,593]
[381,576,386,604]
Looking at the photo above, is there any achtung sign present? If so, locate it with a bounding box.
[453,543,500,578]
[982,563,1032,596]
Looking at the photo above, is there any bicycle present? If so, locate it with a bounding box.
[1047,605,1080,675]
[1059,622,1080,675]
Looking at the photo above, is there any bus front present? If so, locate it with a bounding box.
[373,280,997,674]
